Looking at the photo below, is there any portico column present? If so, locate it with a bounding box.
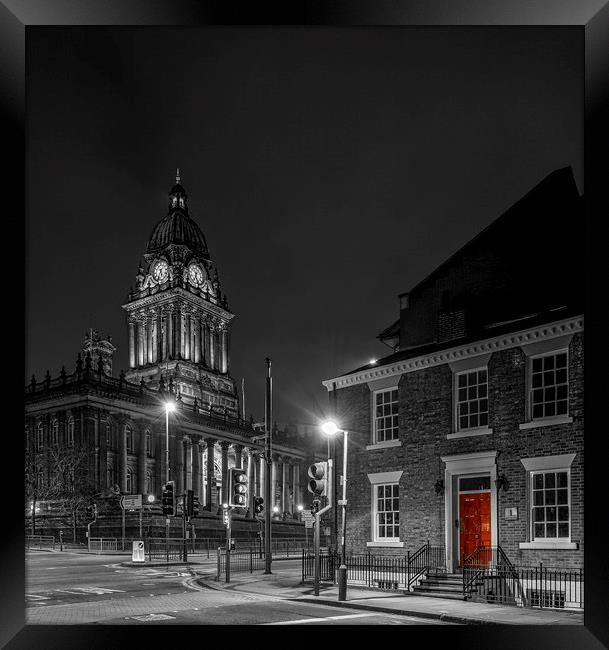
[137,320,145,366]
[166,310,173,359]
[220,441,230,507]
[185,311,191,360]
[138,426,147,494]
[192,441,201,502]
[119,421,127,494]
[208,324,215,370]
[152,312,158,363]
[259,453,266,506]
[233,444,243,470]
[282,458,291,515]
[147,316,153,364]
[183,437,191,491]
[194,315,201,363]
[174,435,184,496]
[292,462,301,512]
[128,320,136,368]
[204,439,216,511]
[271,455,278,511]
[246,449,255,517]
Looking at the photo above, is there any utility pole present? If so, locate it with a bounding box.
[264,358,272,574]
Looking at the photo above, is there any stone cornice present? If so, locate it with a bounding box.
[322,315,583,391]
[122,287,234,322]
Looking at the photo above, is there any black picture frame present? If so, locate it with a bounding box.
[4,1,608,647]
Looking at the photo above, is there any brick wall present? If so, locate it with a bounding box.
[336,332,583,568]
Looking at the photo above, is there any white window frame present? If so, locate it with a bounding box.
[366,471,404,547]
[528,349,569,422]
[519,454,578,550]
[454,366,490,433]
[372,387,399,444]
[530,468,571,543]
[373,482,400,543]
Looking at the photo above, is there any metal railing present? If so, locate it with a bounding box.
[26,535,56,550]
[88,537,140,553]
[302,549,446,590]
[216,549,266,578]
[406,541,446,590]
[463,546,583,609]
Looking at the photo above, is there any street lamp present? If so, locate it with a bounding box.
[321,420,349,602]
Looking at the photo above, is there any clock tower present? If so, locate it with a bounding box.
[122,171,238,416]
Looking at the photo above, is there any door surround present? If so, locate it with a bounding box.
[441,450,498,572]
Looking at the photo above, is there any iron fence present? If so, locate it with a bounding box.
[216,549,267,578]
[302,550,446,590]
[463,546,583,609]
[26,535,56,550]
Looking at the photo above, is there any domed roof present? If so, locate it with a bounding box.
[146,211,209,257]
[146,172,209,257]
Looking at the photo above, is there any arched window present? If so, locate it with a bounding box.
[36,470,44,490]
[67,416,75,447]
[126,467,134,494]
[36,422,44,451]
[145,470,153,495]
[125,425,133,453]
[51,419,59,446]
[145,430,151,456]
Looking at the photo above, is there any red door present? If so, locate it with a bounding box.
[459,492,491,566]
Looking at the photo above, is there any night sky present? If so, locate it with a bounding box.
[26,27,583,428]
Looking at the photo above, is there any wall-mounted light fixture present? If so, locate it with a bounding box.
[434,478,444,495]
[495,473,509,491]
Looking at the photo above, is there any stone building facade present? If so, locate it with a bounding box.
[322,167,584,570]
[25,173,313,535]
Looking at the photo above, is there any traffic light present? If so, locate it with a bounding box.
[85,505,95,520]
[254,496,264,515]
[307,461,328,497]
[162,481,175,516]
[228,468,248,507]
[186,490,200,517]
[311,499,320,514]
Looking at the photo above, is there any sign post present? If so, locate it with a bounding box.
[121,495,142,551]
[223,505,232,583]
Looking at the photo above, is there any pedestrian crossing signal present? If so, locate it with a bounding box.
[254,496,264,515]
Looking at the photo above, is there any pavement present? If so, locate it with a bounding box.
[191,562,585,626]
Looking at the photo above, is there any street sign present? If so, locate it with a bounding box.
[121,495,142,510]
[304,519,313,529]
[132,540,145,562]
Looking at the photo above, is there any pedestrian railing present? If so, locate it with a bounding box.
[216,549,267,579]
[88,537,141,553]
[463,546,583,609]
[302,550,442,590]
[26,535,56,550]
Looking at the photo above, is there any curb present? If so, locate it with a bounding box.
[292,596,494,625]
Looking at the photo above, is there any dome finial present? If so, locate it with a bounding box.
[176,167,181,184]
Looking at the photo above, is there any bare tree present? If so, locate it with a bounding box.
[47,444,97,543]
[25,445,54,535]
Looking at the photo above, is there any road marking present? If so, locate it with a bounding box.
[130,613,176,622]
[263,613,375,625]
[26,594,50,600]
[55,587,126,595]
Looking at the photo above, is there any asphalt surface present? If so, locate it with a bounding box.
[25,551,449,625]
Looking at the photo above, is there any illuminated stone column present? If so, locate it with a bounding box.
[246,448,255,517]
[204,439,216,510]
[151,311,158,363]
[146,316,153,364]
[220,441,230,506]
[282,458,291,515]
[271,456,278,511]
[192,441,201,502]
[292,462,301,511]
[137,319,145,366]
[233,444,243,470]
[259,454,266,505]
[166,309,173,359]
[184,310,191,360]
[128,320,136,368]
[119,421,127,494]
[138,426,147,495]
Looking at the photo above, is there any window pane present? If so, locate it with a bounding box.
[545,491,556,505]
[480,413,488,426]
[533,491,544,506]
[556,489,568,505]
[458,374,467,387]
[532,373,542,388]
[532,358,542,372]
[546,403,555,416]
[557,472,568,488]
[545,473,555,488]
[533,507,544,522]
[534,523,544,538]
[543,356,555,370]
[558,523,569,538]
[556,401,567,415]
[556,353,567,368]
[556,369,567,384]
[534,474,544,489]
[558,506,569,521]
[546,523,557,537]
[533,404,544,418]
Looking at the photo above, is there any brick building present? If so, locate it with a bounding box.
[322,167,583,572]
[25,173,314,539]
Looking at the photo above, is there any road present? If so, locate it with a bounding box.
[26,551,452,625]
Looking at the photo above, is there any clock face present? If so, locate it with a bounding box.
[153,260,168,282]
[189,263,204,287]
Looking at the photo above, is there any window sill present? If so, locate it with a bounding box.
[366,440,402,451]
[519,541,579,550]
[519,416,573,430]
[367,541,404,548]
[447,427,493,440]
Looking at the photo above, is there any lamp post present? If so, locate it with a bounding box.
[321,421,349,601]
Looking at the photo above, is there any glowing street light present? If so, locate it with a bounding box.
[320,420,349,602]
